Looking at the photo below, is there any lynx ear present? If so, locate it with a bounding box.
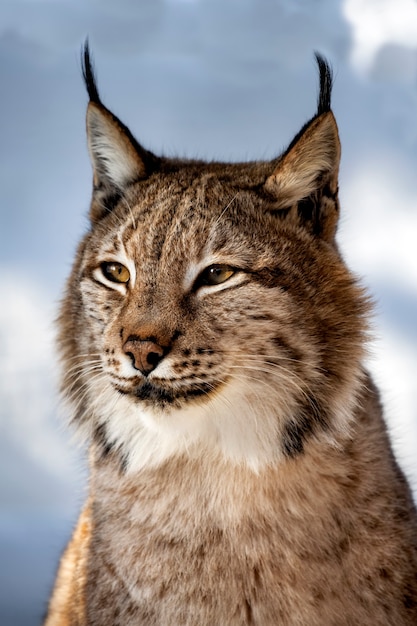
[265,111,340,207]
[265,56,341,242]
[81,42,157,220]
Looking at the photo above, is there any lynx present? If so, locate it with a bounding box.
[44,44,417,625]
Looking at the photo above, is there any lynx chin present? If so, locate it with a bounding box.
[44,44,417,625]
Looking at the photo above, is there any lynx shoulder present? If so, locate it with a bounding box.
[44,45,417,625]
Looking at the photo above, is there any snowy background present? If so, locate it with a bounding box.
[1,0,417,623]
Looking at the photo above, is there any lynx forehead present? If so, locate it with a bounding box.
[45,45,417,626]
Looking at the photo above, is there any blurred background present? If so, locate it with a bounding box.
[1,0,417,623]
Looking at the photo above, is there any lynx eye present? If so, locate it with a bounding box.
[196,264,235,288]
[100,262,130,284]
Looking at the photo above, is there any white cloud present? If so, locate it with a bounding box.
[343,0,417,73]
[0,270,83,486]
[340,158,417,292]
[338,159,417,496]
[368,326,417,493]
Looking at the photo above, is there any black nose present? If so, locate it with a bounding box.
[123,338,165,375]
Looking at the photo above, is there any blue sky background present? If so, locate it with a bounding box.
[1,1,417,624]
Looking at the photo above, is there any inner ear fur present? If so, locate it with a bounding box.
[86,102,149,190]
[265,111,341,242]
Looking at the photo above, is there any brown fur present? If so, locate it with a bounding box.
[44,47,417,625]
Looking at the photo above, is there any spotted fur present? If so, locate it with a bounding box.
[44,45,417,625]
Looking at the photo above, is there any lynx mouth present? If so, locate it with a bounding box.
[114,379,219,407]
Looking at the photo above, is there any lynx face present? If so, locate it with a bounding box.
[59,50,368,473]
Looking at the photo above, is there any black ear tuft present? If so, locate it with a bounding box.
[315,53,333,115]
[81,39,101,104]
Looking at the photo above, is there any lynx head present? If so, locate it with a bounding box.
[58,44,368,473]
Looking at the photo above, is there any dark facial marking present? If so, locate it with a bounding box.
[281,396,329,457]
[93,423,113,458]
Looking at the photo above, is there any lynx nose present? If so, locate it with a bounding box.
[123,338,165,376]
